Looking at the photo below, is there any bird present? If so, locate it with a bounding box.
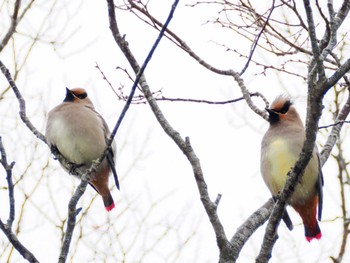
[46,87,119,212]
[260,95,323,242]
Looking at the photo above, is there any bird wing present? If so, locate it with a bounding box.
[316,154,324,221]
[272,196,294,231]
[282,210,294,231]
[107,149,119,190]
[95,110,120,191]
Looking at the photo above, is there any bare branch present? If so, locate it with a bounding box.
[303,0,326,83]
[240,0,276,75]
[156,92,265,105]
[320,91,350,165]
[230,199,274,262]
[0,137,39,263]
[0,0,21,52]
[319,120,350,130]
[126,1,268,120]
[58,179,88,263]
[59,1,181,262]
[106,0,238,261]
[0,60,47,143]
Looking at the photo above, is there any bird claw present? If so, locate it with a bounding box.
[69,163,84,175]
[50,145,59,160]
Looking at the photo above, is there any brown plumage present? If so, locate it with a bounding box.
[261,95,323,241]
[46,88,119,211]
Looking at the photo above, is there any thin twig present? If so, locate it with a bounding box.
[319,120,350,129]
[156,92,265,105]
[240,0,275,76]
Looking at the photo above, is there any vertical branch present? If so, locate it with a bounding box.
[58,179,88,263]
[0,137,39,263]
[303,0,326,83]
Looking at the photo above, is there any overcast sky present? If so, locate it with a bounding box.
[0,0,349,262]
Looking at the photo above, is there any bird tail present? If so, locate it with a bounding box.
[304,222,321,242]
[103,192,115,212]
[89,182,115,212]
[293,196,321,242]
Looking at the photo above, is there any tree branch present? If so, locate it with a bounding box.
[58,179,88,263]
[240,0,275,76]
[230,199,274,262]
[320,90,350,166]
[0,60,47,143]
[126,0,268,120]
[0,137,39,263]
[303,0,326,83]
[59,0,178,260]
[106,0,236,260]
[0,0,21,53]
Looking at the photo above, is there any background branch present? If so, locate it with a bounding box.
[106,0,237,261]
[0,137,39,263]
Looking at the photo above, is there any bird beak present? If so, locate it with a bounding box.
[266,108,279,124]
[63,87,75,102]
[265,108,275,115]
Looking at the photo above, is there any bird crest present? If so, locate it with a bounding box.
[269,95,293,113]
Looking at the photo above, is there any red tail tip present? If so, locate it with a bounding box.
[105,202,115,212]
[306,232,322,242]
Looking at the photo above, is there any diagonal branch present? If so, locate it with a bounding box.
[106,0,236,260]
[0,0,21,53]
[59,1,179,261]
[0,60,47,143]
[230,199,274,262]
[240,0,275,76]
[320,90,350,165]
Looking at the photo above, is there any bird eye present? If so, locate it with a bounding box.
[76,93,87,99]
[279,101,291,114]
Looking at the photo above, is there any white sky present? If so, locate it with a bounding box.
[0,0,349,262]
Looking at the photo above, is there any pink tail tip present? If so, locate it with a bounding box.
[306,232,322,242]
[105,203,115,212]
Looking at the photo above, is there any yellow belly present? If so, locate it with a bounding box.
[266,139,297,195]
[263,138,318,204]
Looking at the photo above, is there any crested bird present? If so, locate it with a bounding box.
[260,95,323,242]
[46,87,119,211]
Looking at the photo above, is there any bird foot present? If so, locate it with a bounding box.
[69,163,85,175]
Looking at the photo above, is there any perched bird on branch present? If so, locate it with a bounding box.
[261,95,323,242]
[46,87,119,211]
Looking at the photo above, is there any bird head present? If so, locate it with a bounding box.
[266,95,301,125]
[64,87,94,108]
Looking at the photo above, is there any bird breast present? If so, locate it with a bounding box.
[261,137,319,205]
[46,104,107,165]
